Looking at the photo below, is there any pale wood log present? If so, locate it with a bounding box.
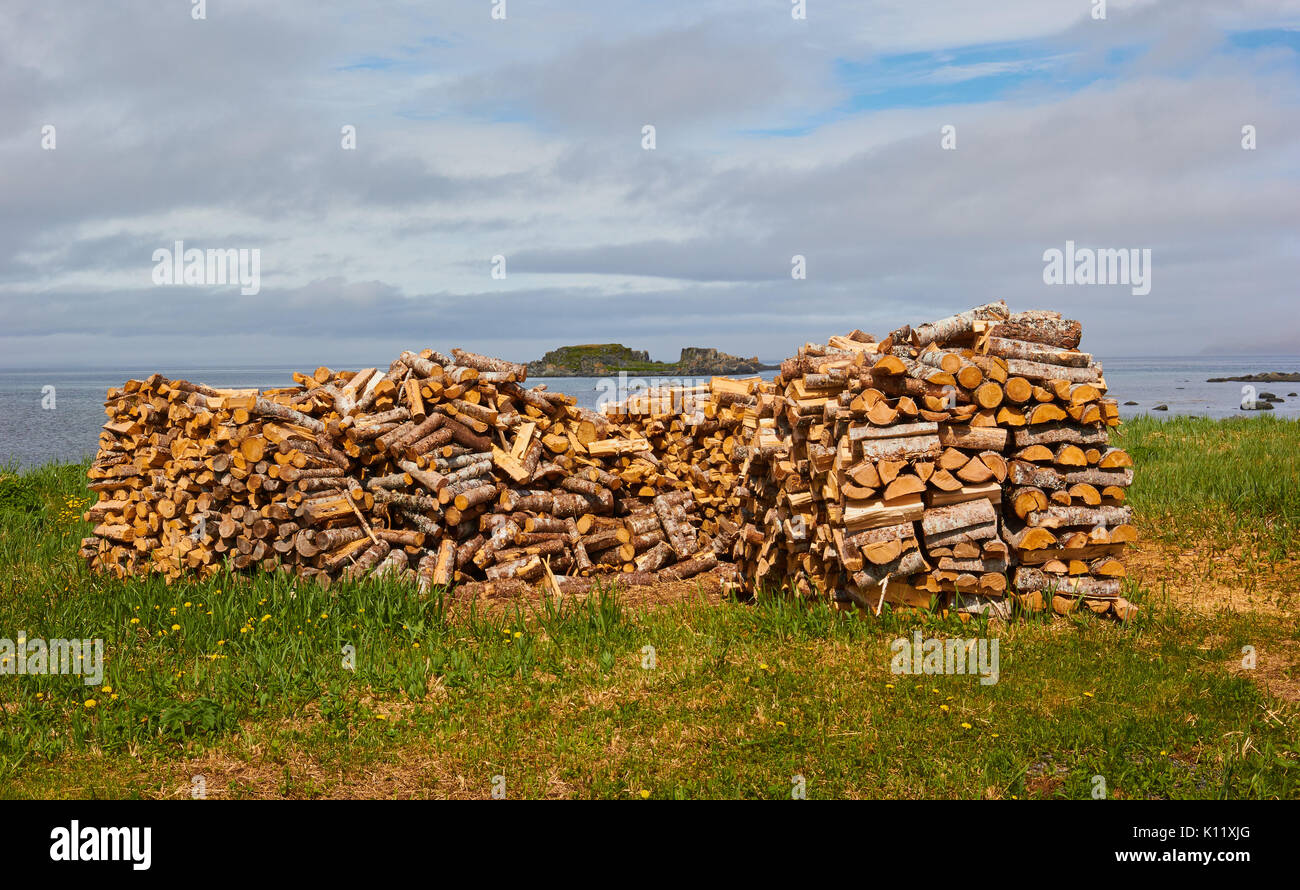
[1025,504,1133,529]
[925,481,999,507]
[911,301,1009,346]
[1002,358,1102,385]
[450,348,526,380]
[1013,567,1120,599]
[851,433,940,461]
[936,423,1007,451]
[842,494,923,533]
[985,337,1091,367]
[921,498,996,537]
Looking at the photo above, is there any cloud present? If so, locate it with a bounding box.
[1,0,1299,370]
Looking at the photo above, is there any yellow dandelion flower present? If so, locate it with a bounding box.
[940,704,950,712]
[129,617,140,624]
[171,624,180,631]
[639,790,650,799]
[961,722,972,729]
[84,699,97,709]
[102,685,112,694]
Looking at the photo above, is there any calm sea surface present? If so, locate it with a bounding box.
[2,355,1297,469]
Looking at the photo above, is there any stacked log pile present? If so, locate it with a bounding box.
[81,302,1137,620]
[80,349,735,593]
[604,302,1138,620]
[600,376,757,543]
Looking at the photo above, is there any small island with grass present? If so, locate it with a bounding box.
[526,343,778,377]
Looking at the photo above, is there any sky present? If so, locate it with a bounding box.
[1,0,1298,369]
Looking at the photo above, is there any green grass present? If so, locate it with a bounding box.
[0,422,1297,799]
[1114,414,1300,558]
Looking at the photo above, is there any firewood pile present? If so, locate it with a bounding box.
[81,301,1137,620]
[80,349,735,595]
[603,301,1138,620]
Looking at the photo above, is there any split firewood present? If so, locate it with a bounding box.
[85,301,1134,619]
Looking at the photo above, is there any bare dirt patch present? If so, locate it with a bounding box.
[1226,641,1300,705]
[169,747,474,799]
[1125,539,1298,617]
[446,574,729,617]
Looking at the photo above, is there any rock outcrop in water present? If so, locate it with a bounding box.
[526,344,777,377]
[1207,371,1300,383]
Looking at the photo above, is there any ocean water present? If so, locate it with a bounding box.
[1101,355,1300,421]
[1,356,1297,470]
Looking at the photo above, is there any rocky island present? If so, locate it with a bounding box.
[526,344,778,377]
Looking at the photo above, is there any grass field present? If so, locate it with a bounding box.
[0,416,1297,799]
[1113,415,1300,558]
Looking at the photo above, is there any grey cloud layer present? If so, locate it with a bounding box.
[1,0,1297,368]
